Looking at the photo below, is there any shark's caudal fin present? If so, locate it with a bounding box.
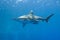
[45,14,54,22]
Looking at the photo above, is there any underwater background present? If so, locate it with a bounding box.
[0,0,60,40]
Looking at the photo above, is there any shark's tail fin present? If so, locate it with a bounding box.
[45,14,54,22]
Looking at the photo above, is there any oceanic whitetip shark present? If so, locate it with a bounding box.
[14,10,54,27]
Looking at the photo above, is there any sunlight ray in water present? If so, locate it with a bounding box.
[16,0,24,4]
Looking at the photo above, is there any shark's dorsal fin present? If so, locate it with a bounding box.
[29,10,33,16]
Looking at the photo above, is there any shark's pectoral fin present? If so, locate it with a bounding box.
[22,22,26,28]
[22,19,27,28]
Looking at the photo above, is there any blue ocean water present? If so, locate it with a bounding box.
[0,0,60,40]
